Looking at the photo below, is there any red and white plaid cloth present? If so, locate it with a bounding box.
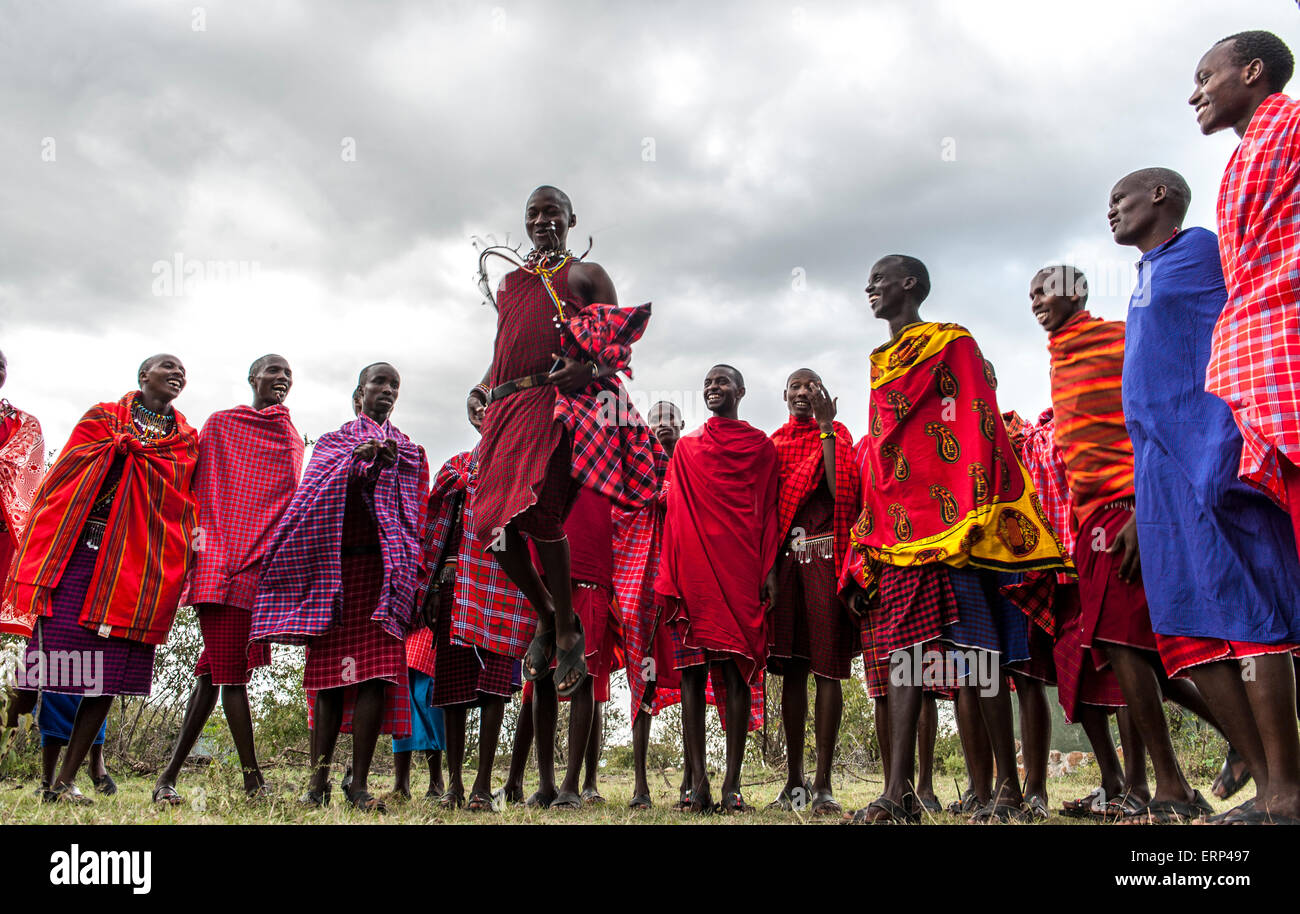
[184,404,304,609]
[1209,92,1300,504]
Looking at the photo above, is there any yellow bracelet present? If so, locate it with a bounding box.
[819,430,836,439]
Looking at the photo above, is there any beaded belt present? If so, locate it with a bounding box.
[486,372,552,405]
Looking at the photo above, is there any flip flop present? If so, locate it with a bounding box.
[467,790,498,812]
[1122,790,1214,825]
[676,787,693,810]
[1212,747,1252,801]
[946,789,981,816]
[345,789,387,814]
[628,794,653,810]
[684,788,713,814]
[554,623,588,698]
[522,628,556,682]
[44,783,93,806]
[767,787,798,811]
[918,796,943,814]
[1203,798,1256,824]
[151,784,184,806]
[525,790,555,809]
[298,784,331,807]
[810,790,842,817]
[550,790,584,810]
[91,773,117,796]
[846,796,918,825]
[1103,792,1147,820]
[1061,787,1105,818]
[438,787,466,810]
[717,790,750,814]
[581,787,606,805]
[1224,806,1300,825]
[970,802,1029,823]
[503,784,525,805]
[1024,793,1050,821]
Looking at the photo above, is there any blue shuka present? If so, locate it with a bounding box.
[1122,226,1300,643]
[38,692,107,747]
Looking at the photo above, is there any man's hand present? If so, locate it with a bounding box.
[376,439,399,467]
[762,569,779,612]
[467,388,487,425]
[810,381,838,432]
[843,584,869,619]
[352,438,381,461]
[1107,513,1142,584]
[548,353,598,395]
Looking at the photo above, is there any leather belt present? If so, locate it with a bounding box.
[487,372,551,405]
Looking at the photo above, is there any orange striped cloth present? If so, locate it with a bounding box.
[5,393,199,643]
[1048,311,1134,528]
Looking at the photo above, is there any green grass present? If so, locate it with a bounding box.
[0,760,1241,825]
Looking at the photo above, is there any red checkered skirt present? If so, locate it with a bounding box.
[405,625,436,678]
[431,579,517,707]
[1052,582,1124,722]
[1075,506,1156,664]
[573,581,622,702]
[1155,633,1300,679]
[194,603,271,686]
[304,551,410,737]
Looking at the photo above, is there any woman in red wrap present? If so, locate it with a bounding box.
[6,354,198,804]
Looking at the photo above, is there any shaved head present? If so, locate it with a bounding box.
[787,367,822,385]
[1121,168,1192,221]
[882,254,931,303]
[249,353,288,378]
[1033,264,1089,303]
[528,184,572,213]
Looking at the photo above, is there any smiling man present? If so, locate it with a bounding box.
[843,256,1069,823]
[1111,163,1300,824]
[765,369,859,815]
[1031,263,1227,823]
[153,354,304,805]
[253,363,430,813]
[655,365,779,813]
[6,354,199,803]
[466,185,660,708]
[1190,32,1300,551]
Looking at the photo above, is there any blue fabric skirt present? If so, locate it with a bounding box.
[392,670,446,753]
[38,692,108,746]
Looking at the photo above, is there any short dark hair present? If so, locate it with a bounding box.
[1218,30,1294,94]
[529,185,573,213]
[1035,265,1089,303]
[885,254,931,303]
[1126,167,1192,221]
[138,354,167,377]
[786,367,822,385]
[248,353,286,378]
[710,363,744,388]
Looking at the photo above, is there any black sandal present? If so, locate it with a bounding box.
[550,790,584,810]
[345,789,387,813]
[522,628,556,682]
[554,622,588,698]
[629,794,653,810]
[810,790,843,817]
[44,783,93,806]
[299,784,331,807]
[151,784,184,806]
[1212,747,1252,801]
[846,797,918,825]
[467,790,497,812]
[716,790,751,814]
[91,773,117,796]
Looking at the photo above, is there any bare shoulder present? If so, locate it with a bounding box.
[568,259,618,306]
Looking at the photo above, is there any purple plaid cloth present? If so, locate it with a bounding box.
[251,415,430,645]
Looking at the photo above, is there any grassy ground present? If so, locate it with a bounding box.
[0,760,1241,825]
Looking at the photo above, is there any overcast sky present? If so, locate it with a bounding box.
[1,0,1295,459]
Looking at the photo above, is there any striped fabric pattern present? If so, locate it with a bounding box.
[1209,92,1300,503]
[1048,312,1135,526]
[5,392,199,644]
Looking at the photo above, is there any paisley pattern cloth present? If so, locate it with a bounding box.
[844,322,1070,598]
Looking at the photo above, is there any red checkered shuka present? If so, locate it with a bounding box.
[184,404,305,610]
[612,489,681,717]
[451,448,536,659]
[1209,93,1300,503]
[770,416,859,561]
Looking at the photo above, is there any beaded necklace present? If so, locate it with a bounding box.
[132,398,175,442]
[522,249,574,328]
[0,398,14,421]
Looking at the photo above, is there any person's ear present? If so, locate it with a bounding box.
[902,276,917,292]
[1151,184,1167,206]
[1243,57,1264,88]
[569,211,578,229]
